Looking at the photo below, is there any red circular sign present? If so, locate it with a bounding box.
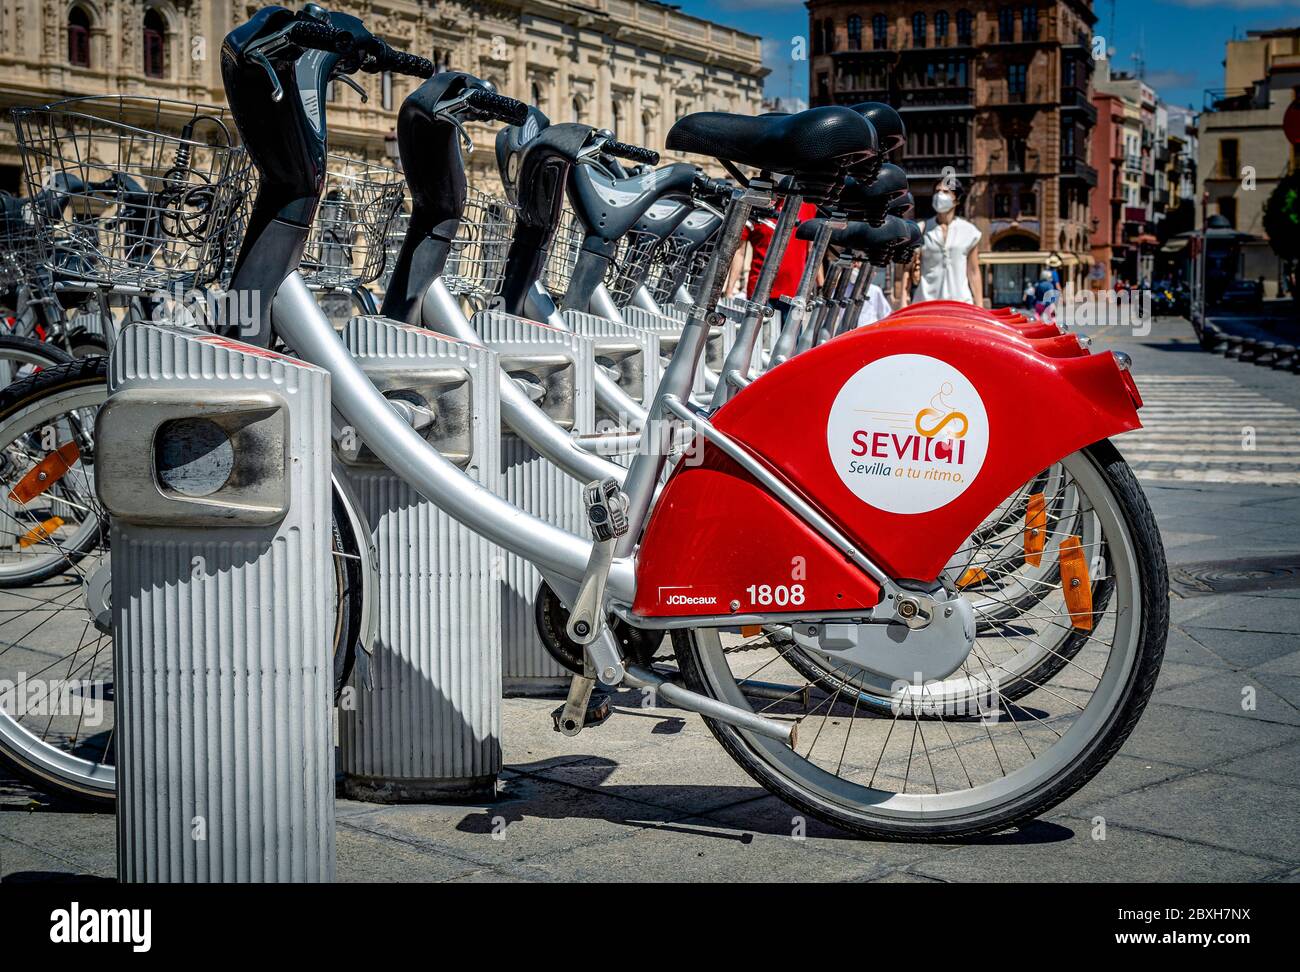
[1285,100,1300,145]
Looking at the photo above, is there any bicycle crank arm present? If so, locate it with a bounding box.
[622,665,797,747]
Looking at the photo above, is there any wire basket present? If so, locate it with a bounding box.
[0,194,44,289]
[301,155,405,291]
[681,237,718,302]
[608,230,661,307]
[443,187,517,303]
[646,234,692,306]
[12,97,250,294]
[542,208,625,300]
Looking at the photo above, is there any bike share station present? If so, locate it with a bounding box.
[0,3,1167,884]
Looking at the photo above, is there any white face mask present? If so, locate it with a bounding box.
[933,192,956,214]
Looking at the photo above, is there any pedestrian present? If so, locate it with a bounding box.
[725,179,821,310]
[900,177,984,307]
[1033,269,1056,321]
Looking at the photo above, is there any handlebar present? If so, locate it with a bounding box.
[465,88,529,126]
[603,139,660,166]
[359,38,434,78]
[284,18,354,53]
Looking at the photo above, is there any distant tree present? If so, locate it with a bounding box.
[1263,173,1300,301]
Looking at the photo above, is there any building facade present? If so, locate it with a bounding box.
[806,0,1098,306]
[0,0,766,193]
[1197,27,1300,298]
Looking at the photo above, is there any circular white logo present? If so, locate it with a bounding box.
[826,354,989,514]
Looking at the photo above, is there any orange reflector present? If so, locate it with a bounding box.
[8,441,80,505]
[1058,535,1093,630]
[18,516,64,547]
[740,624,763,637]
[1024,492,1047,567]
[957,567,989,589]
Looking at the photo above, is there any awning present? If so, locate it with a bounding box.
[979,251,1088,266]
[1160,238,1189,253]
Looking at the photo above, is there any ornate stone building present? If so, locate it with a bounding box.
[0,0,766,192]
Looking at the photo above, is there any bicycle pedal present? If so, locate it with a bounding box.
[583,477,628,541]
[550,692,611,734]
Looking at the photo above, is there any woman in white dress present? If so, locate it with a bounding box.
[899,178,984,307]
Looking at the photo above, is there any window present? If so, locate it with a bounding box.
[872,14,888,50]
[912,13,927,48]
[994,192,1012,217]
[934,11,949,46]
[531,81,545,112]
[1022,189,1037,216]
[381,71,393,111]
[1008,62,1027,98]
[1219,138,1239,180]
[823,18,836,52]
[847,15,862,51]
[572,96,584,123]
[998,7,1015,43]
[956,9,973,45]
[1061,124,1076,159]
[642,111,654,147]
[1021,6,1038,42]
[143,9,165,79]
[68,7,91,68]
[1064,57,1076,88]
[611,100,620,137]
[1007,136,1027,171]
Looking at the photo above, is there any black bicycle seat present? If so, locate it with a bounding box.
[850,102,906,156]
[666,106,877,178]
[567,162,698,242]
[797,215,910,252]
[886,191,915,220]
[837,164,910,225]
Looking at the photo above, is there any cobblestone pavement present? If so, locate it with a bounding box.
[2,315,1298,882]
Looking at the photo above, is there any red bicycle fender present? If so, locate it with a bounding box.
[886,304,1062,338]
[633,319,1141,616]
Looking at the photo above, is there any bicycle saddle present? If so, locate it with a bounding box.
[850,102,906,156]
[666,106,877,186]
[836,164,910,226]
[567,161,698,242]
[797,215,911,265]
[886,191,915,220]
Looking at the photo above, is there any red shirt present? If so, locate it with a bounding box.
[743,200,820,301]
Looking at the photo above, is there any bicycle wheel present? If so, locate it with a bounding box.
[0,332,74,387]
[0,359,363,803]
[780,460,1108,712]
[674,442,1167,840]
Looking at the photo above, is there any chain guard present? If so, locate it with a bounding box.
[534,581,661,674]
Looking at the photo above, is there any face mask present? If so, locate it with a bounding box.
[933,192,956,214]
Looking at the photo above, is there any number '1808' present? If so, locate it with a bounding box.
[745,584,806,607]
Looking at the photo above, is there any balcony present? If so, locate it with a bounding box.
[904,155,973,177]
[1203,86,1269,112]
[1060,157,1098,186]
[1060,87,1098,125]
[894,86,975,110]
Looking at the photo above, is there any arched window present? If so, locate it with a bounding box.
[572,96,584,123]
[934,11,949,45]
[143,9,166,79]
[642,110,654,147]
[531,81,544,112]
[912,12,927,48]
[871,14,887,50]
[1021,6,1038,41]
[847,15,862,51]
[68,7,91,68]
[611,100,620,137]
[998,7,1015,43]
[956,9,973,44]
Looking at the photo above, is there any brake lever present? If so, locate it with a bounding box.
[248,49,285,103]
[334,72,368,102]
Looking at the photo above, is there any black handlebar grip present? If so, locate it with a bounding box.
[604,139,660,166]
[286,20,354,54]
[372,43,434,79]
[465,89,529,126]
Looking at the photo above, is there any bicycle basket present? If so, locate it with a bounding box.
[12,96,250,294]
[647,234,691,306]
[542,207,622,301]
[301,156,405,291]
[443,187,517,304]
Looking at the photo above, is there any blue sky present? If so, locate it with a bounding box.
[673,0,1300,111]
